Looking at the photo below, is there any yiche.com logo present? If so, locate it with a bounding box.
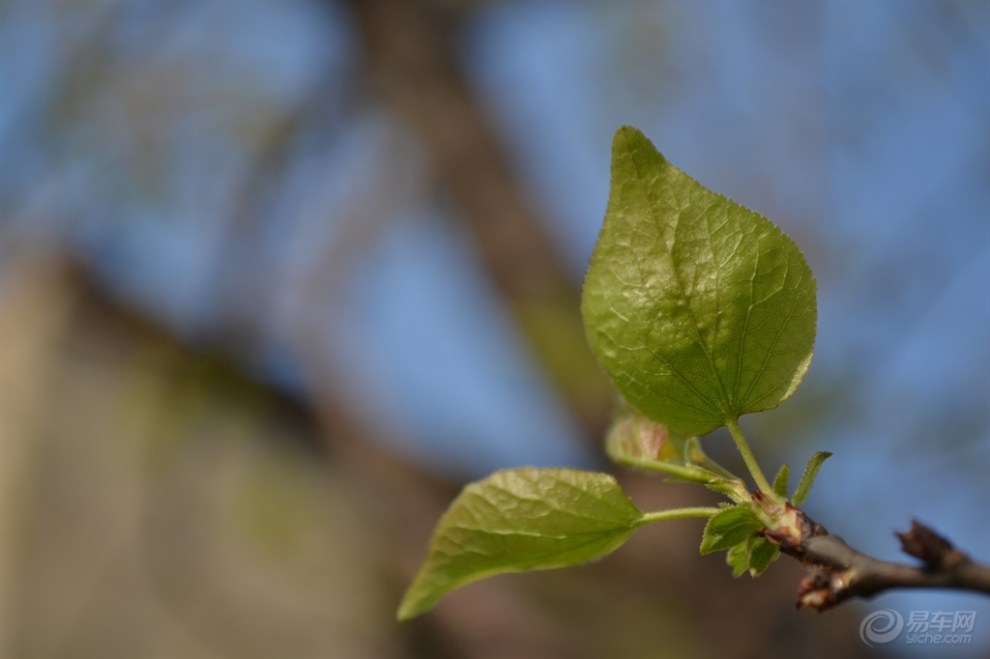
[860,609,904,646]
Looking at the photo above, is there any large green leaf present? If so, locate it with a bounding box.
[397,468,644,620]
[582,126,817,436]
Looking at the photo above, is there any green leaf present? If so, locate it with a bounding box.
[772,463,790,499]
[582,126,817,436]
[397,468,644,620]
[701,478,749,502]
[725,539,752,578]
[791,451,832,506]
[724,533,780,578]
[747,536,781,576]
[699,505,764,555]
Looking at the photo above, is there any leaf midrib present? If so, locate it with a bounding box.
[628,146,735,423]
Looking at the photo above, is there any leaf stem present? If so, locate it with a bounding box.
[725,417,774,495]
[639,507,721,524]
[611,455,721,484]
[686,437,738,480]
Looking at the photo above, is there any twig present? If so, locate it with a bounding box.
[770,513,990,611]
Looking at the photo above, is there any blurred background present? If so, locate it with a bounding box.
[1,1,987,658]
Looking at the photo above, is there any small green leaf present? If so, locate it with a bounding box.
[725,539,752,578]
[747,536,781,577]
[700,505,763,555]
[701,478,749,502]
[397,468,644,621]
[724,534,780,578]
[791,451,832,506]
[582,126,817,436]
[772,464,790,499]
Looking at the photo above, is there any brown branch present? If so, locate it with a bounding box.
[773,512,990,611]
[344,0,613,435]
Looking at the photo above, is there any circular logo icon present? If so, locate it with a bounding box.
[859,609,904,646]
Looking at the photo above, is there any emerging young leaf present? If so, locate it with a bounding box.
[700,505,764,555]
[397,468,644,620]
[772,464,790,499]
[582,127,817,436]
[727,534,781,578]
[606,403,689,466]
[605,405,748,497]
[748,536,781,576]
[726,538,753,578]
[792,451,832,506]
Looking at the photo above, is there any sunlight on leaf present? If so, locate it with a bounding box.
[582,126,817,436]
[397,468,644,620]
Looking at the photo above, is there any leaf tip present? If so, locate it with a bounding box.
[791,451,833,506]
[396,588,430,622]
[613,124,642,141]
[611,125,659,159]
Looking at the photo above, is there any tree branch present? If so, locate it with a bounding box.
[344,0,614,435]
[773,512,990,611]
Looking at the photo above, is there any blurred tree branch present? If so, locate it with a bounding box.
[345,0,612,435]
[0,242,874,659]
